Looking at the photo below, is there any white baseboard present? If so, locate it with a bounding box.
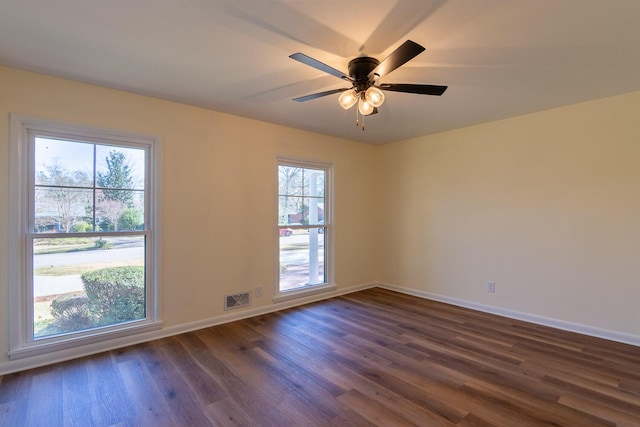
[0,282,376,376]
[376,282,640,347]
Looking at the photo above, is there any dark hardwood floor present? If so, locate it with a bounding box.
[1,288,639,426]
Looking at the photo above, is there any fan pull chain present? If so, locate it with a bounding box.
[354,107,365,130]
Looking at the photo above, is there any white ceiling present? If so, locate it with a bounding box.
[2,0,640,144]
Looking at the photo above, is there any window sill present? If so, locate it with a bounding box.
[272,283,336,304]
[8,320,163,361]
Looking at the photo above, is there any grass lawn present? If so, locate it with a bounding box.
[35,259,143,276]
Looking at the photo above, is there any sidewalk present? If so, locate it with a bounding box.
[33,275,84,297]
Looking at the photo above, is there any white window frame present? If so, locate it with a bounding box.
[274,157,334,302]
[8,115,162,360]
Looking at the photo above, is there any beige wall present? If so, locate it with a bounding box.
[377,90,640,337]
[2,65,639,370]
[0,66,378,365]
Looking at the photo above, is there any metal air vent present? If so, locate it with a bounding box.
[224,292,251,310]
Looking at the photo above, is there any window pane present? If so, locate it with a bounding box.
[35,138,94,187]
[279,229,325,291]
[278,166,326,226]
[96,189,145,231]
[96,145,145,191]
[279,196,303,225]
[34,187,93,233]
[278,165,303,196]
[33,236,146,338]
[278,196,324,225]
[302,168,325,198]
[303,196,325,226]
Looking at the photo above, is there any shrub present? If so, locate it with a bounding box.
[50,295,93,331]
[81,266,145,325]
[98,218,115,232]
[95,237,109,248]
[72,221,93,232]
[118,208,142,231]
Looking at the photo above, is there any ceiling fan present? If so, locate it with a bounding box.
[289,40,447,129]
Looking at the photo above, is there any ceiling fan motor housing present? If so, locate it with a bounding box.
[348,57,379,92]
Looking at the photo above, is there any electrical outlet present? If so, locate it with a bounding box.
[487,281,496,293]
[255,286,263,297]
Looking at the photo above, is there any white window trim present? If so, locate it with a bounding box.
[274,156,335,303]
[8,114,163,360]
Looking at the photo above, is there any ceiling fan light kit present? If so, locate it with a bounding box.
[290,40,448,130]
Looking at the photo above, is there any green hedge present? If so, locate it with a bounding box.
[81,266,145,324]
[50,295,92,330]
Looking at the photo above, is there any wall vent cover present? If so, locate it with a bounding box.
[224,292,251,310]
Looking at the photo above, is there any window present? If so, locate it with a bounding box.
[277,159,332,297]
[9,115,161,359]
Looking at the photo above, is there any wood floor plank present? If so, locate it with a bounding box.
[462,378,614,426]
[137,342,213,426]
[543,375,640,417]
[61,358,101,427]
[323,363,463,426]
[159,337,227,405]
[1,287,639,426]
[559,393,640,427]
[337,388,422,427]
[194,324,325,425]
[116,354,178,426]
[84,353,136,425]
[24,368,64,427]
[204,397,256,427]
[0,371,30,426]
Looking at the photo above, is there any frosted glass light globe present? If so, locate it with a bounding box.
[365,86,385,107]
[338,89,358,109]
[358,97,374,116]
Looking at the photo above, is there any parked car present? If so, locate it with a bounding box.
[279,228,293,237]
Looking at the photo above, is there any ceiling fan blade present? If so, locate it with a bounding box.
[290,53,352,81]
[379,83,448,96]
[293,88,350,102]
[368,40,425,79]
